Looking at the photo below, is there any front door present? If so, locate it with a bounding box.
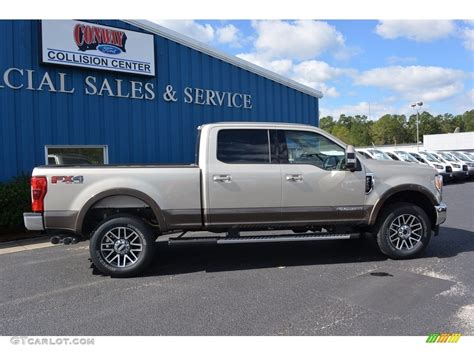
[278,129,367,224]
[205,128,282,227]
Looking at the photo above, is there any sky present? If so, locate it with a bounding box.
[154,20,474,120]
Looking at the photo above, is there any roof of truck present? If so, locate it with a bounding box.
[199,122,318,129]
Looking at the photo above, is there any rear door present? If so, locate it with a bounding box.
[278,129,367,224]
[205,128,282,227]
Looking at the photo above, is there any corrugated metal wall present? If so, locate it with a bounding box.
[0,20,319,181]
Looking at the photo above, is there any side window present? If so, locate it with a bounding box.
[282,130,345,170]
[217,129,270,164]
[359,151,371,159]
[386,152,399,161]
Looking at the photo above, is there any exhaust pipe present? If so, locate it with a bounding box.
[50,235,81,245]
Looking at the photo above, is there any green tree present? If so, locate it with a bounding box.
[320,116,335,133]
[371,114,408,145]
[460,110,474,131]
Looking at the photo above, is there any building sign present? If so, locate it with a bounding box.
[0,67,253,109]
[41,20,155,76]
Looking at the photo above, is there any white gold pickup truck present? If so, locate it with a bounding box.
[24,122,447,277]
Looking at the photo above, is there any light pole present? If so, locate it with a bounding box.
[411,101,423,152]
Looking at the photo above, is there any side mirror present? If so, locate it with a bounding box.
[346,145,357,172]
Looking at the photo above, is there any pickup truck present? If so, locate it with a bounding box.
[24,122,447,277]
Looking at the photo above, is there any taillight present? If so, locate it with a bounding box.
[31,176,47,212]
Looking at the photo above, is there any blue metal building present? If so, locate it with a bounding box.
[0,20,322,181]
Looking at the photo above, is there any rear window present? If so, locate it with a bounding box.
[217,129,270,164]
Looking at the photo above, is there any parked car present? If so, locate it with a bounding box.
[24,122,447,277]
[357,149,393,161]
[429,151,469,180]
[439,151,474,177]
[447,151,474,177]
[386,151,421,164]
[418,151,454,182]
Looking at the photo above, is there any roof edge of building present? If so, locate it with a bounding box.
[124,20,323,100]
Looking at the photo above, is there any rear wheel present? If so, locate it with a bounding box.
[90,216,156,277]
[375,203,431,259]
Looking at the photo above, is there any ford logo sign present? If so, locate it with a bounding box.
[97,44,122,55]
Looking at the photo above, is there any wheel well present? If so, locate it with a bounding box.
[81,195,161,237]
[374,191,437,229]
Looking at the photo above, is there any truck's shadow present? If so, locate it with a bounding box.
[139,226,473,277]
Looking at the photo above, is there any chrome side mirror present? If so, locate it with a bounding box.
[346,145,357,172]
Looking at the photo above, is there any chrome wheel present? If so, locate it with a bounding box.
[99,227,143,268]
[388,214,423,250]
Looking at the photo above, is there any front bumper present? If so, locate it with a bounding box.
[23,212,45,231]
[453,170,469,179]
[434,202,447,225]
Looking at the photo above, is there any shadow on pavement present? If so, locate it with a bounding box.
[131,226,473,278]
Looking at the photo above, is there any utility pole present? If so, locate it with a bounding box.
[410,101,423,152]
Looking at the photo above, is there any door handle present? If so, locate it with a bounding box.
[213,175,232,183]
[286,174,303,182]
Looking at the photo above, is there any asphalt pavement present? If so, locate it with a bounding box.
[0,181,473,336]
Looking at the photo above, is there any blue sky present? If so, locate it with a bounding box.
[155,20,474,120]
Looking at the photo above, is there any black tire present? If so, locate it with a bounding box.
[90,215,156,277]
[375,202,431,259]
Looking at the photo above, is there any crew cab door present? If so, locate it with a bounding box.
[278,129,367,224]
[204,128,281,227]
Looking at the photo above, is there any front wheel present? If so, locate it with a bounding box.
[90,215,156,277]
[375,203,431,259]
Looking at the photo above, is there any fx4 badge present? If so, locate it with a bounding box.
[51,176,84,184]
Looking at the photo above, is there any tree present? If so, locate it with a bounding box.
[371,114,408,145]
[320,116,335,133]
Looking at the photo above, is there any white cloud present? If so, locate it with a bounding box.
[236,53,293,76]
[461,27,474,51]
[251,20,349,61]
[292,60,354,82]
[320,102,398,120]
[153,20,214,43]
[236,54,350,98]
[375,20,455,42]
[216,24,240,46]
[355,65,466,102]
[386,56,417,65]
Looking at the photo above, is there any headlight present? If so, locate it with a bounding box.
[468,163,474,167]
[434,175,443,193]
[434,164,443,169]
[453,164,461,168]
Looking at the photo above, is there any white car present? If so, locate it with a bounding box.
[357,149,393,161]
[429,151,468,180]
[416,151,454,182]
[386,150,421,164]
[446,151,474,177]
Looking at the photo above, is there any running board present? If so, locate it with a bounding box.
[168,233,357,246]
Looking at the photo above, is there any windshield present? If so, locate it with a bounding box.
[420,152,441,163]
[394,151,418,162]
[452,152,472,161]
[439,152,458,162]
[463,152,474,160]
[368,149,392,160]
[408,152,425,163]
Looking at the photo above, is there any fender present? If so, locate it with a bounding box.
[368,184,437,225]
[75,188,167,233]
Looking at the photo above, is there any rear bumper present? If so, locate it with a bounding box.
[23,212,45,231]
[434,202,447,226]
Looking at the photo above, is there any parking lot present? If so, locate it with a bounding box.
[0,181,473,336]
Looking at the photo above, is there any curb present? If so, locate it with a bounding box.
[0,236,55,255]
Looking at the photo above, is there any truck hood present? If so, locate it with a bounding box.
[361,158,437,177]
